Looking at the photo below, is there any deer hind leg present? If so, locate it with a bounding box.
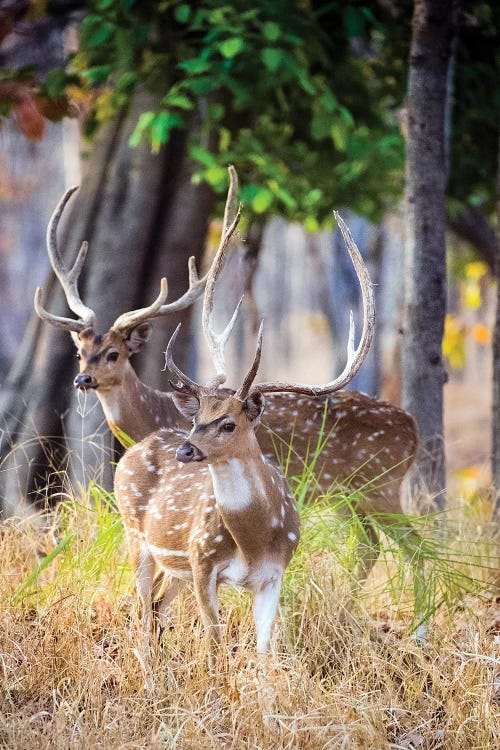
[376,517,428,642]
[253,572,283,656]
[191,564,221,666]
[352,516,380,585]
[152,573,186,629]
[128,541,156,640]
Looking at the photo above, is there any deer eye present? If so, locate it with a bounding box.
[76,351,81,360]
[106,350,120,362]
[221,422,235,433]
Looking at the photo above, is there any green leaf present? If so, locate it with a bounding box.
[262,21,281,42]
[151,111,182,152]
[320,90,338,113]
[163,93,193,110]
[218,37,245,59]
[261,48,284,72]
[251,188,273,213]
[208,102,225,121]
[81,15,113,48]
[205,165,228,186]
[331,123,348,152]
[179,59,212,74]
[344,7,364,38]
[82,65,112,85]
[185,76,215,95]
[44,69,68,98]
[174,4,191,23]
[128,111,155,148]
[304,216,319,232]
[190,144,215,167]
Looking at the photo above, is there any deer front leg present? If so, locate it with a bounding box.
[253,572,283,656]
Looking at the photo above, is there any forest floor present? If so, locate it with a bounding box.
[0,483,498,750]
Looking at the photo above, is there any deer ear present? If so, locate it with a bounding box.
[127,323,152,354]
[244,390,265,423]
[171,390,200,419]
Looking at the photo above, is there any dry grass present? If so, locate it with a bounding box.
[0,487,499,750]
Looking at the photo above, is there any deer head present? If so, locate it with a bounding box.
[34,167,241,396]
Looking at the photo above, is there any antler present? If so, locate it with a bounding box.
[251,212,375,397]
[165,165,243,395]
[35,172,239,337]
[110,165,241,336]
[235,321,264,400]
[202,165,242,388]
[34,186,96,333]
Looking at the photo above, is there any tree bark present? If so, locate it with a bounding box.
[492,135,500,513]
[0,90,214,512]
[402,0,458,507]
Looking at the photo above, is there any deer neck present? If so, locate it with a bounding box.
[208,437,290,562]
[97,363,187,442]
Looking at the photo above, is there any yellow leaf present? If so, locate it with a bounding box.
[465,261,488,280]
[471,323,491,345]
[463,279,481,309]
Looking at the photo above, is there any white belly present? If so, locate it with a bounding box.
[217,556,249,587]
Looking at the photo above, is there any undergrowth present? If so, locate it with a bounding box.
[0,420,499,748]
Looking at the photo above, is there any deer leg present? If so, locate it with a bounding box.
[130,542,156,639]
[253,573,283,656]
[192,565,221,665]
[353,516,380,584]
[154,576,186,628]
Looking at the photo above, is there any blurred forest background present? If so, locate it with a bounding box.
[0,0,498,512]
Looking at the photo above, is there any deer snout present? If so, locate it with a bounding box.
[74,373,98,390]
[176,441,205,463]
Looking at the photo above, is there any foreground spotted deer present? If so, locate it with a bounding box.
[115,337,300,658]
[36,173,418,582]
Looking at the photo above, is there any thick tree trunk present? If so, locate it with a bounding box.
[0,90,214,512]
[402,0,458,507]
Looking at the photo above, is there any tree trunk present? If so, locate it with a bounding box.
[0,90,214,513]
[402,0,458,507]
[492,135,500,513]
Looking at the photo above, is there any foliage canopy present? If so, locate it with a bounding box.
[1,1,498,222]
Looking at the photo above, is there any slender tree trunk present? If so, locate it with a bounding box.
[492,135,500,513]
[402,0,458,507]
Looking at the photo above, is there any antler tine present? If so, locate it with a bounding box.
[46,186,96,329]
[35,187,96,332]
[110,278,169,334]
[235,320,264,400]
[201,166,242,385]
[202,206,242,386]
[163,323,203,395]
[223,164,239,236]
[253,212,375,397]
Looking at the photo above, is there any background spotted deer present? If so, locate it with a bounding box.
[34,179,240,441]
[36,172,418,581]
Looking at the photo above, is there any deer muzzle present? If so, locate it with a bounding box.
[176,441,205,463]
[74,373,98,390]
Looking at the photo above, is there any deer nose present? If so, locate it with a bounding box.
[74,374,97,390]
[176,441,205,463]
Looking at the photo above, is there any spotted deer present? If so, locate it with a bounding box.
[36,172,418,581]
[113,201,376,656]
